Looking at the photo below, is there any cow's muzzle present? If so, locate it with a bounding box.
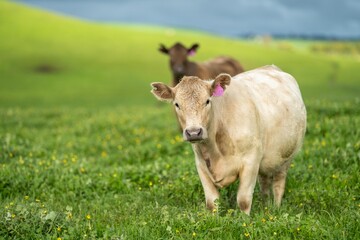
[184,127,204,142]
[173,65,185,74]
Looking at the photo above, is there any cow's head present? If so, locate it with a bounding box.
[159,42,199,76]
[151,74,231,142]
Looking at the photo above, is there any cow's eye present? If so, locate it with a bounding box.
[206,99,210,105]
[175,103,180,109]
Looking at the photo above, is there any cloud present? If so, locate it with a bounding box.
[18,0,360,38]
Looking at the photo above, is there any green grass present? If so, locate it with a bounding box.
[0,1,359,239]
[1,102,359,239]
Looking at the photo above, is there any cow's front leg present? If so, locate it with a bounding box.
[196,164,219,211]
[237,152,261,215]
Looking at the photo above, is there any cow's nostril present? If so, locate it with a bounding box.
[185,129,192,138]
[197,128,203,136]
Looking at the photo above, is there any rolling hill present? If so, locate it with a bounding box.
[0,1,359,107]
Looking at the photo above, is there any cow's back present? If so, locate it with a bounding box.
[200,56,244,79]
[220,65,306,173]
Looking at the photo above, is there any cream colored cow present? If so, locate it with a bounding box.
[151,65,307,215]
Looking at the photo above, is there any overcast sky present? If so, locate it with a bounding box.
[16,0,360,38]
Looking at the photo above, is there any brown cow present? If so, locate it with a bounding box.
[159,42,244,86]
[151,65,307,215]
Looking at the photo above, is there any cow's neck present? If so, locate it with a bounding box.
[195,140,221,166]
[172,73,183,86]
[185,61,199,77]
[195,112,224,161]
[201,99,234,154]
[171,61,198,86]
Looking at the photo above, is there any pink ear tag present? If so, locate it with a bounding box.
[188,49,196,56]
[212,84,224,97]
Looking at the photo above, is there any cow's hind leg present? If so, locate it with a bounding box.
[258,173,272,202]
[272,161,291,207]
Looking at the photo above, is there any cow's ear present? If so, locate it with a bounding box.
[187,43,199,56]
[159,44,169,54]
[211,74,231,97]
[151,82,174,101]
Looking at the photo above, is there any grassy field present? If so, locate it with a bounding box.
[0,1,359,239]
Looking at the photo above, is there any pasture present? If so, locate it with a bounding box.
[1,1,359,239]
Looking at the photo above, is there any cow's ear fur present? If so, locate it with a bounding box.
[187,43,199,55]
[151,82,174,101]
[159,44,169,54]
[211,74,231,95]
